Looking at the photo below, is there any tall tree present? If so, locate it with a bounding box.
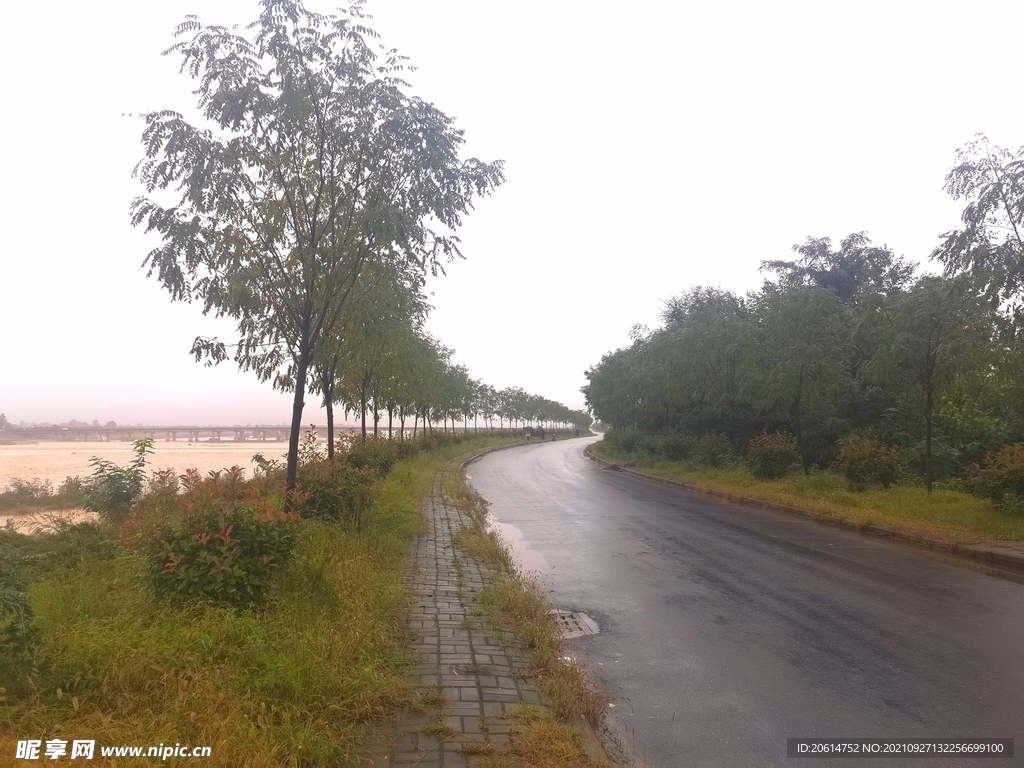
[132,0,503,495]
[762,232,914,305]
[892,276,995,491]
[754,287,848,473]
[932,135,1024,308]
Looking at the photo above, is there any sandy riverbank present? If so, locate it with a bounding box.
[0,440,296,488]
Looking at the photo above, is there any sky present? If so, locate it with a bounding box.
[1,0,1022,426]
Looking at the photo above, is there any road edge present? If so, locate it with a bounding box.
[583,445,1024,581]
[460,439,625,767]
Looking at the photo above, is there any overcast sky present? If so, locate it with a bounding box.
[1,0,1021,426]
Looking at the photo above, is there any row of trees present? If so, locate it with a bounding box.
[132,1,585,499]
[306,255,589,454]
[584,136,1024,491]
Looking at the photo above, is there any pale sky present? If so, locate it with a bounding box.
[2,0,1021,425]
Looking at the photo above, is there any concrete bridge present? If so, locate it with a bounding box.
[11,425,311,442]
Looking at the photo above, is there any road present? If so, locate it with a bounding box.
[466,437,1024,767]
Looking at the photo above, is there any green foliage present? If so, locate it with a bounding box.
[0,541,37,684]
[970,444,1024,515]
[0,521,117,690]
[693,433,735,467]
[838,434,902,490]
[584,201,1021,499]
[132,0,505,494]
[0,476,86,513]
[602,429,732,467]
[82,438,153,519]
[932,135,1024,306]
[146,506,299,608]
[298,459,377,529]
[747,432,800,479]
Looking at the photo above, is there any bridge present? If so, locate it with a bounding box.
[8,425,338,443]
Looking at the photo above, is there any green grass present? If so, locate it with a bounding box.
[0,435,531,767]
[590,440,1024,549]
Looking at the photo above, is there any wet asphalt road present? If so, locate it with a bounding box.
[466,437,1024,767]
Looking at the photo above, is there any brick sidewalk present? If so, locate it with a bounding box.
[362,469,547,767]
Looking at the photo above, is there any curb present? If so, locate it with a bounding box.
[583,446,1024,580]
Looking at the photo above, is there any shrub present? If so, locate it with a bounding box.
[343,435,400,475]
[604,429,642,454]
[83,438,153,520]
[838,434,902,490]
[58,475,85,498]
[0,543,37,687]
[659,433,696,461]
[693,433,734,467]
[747,432,799,479]
[297,459,378,528]
[970,444,1024,515]
[0,477,87,513]
[146,505,299,607]
[0,520,117,689]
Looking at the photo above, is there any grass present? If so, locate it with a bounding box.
[446,470,610,767]
[0,435,533,767]
[589,439,1024,550]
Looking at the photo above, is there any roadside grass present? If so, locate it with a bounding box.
[589,440,1024,549]
[447,469,609,767]
[0,435,529,767]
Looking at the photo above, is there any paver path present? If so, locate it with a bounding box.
[362,468,545,767]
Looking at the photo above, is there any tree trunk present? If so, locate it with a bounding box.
[323,370,335,461]
[388,406,393,438]
[360,391,367,442]
[413,412,418,438]
[925,386,934,494]
[285,332,311,508]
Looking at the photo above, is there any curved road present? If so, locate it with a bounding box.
[467,437,1024,767]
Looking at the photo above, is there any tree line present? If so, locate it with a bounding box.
[584,135,1024,492]
[131,0,586,499]
[307,256,590,456]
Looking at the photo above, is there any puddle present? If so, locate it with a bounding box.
[485,512,551,574]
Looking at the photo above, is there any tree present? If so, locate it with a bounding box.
[132,0,504,495]
[762,232,913,305]
[754,287,848,473]
[932,135,1024,308]
[0,413,7,431]
[892,276,995,492]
